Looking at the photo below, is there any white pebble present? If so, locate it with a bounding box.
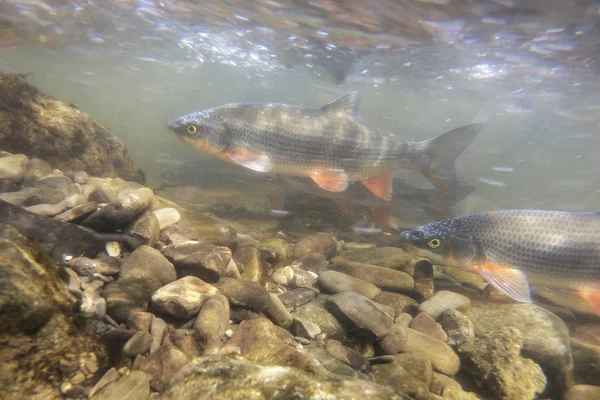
[105,241,121,257]
[225,329,234,338]
[152,207,181,230]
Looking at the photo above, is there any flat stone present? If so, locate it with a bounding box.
[330,260,414,293]
[127,312,154,332]
[373,291,419,317]
[379,325,460,376]
[0,187,40,206]
[25,202,67,216]
[35,173,77,203]
[0,154,28,182]
[54,201,99,223]
[457,327,547,400]
[123,331,153,356]
[213,277,271,314]
[318,270,380,299]
[334,247,413,273]
[194,295,230,354]
[72,256,120,276]
[292,317,322,339]
[410,312,448,342]
[126,210,160,247]
[327,291,393,340]
[418,290,471,320]
[151,276,219,319]
[163,242,231,283]
[82,187,154,232]
[153,207,180,230]
[91,370,150,400]
[278,288,316,311]
[150,318,167,354]
[394,313,413,327]
[137,344,191,391]
[159,223,198,245]
[293,233,338,260]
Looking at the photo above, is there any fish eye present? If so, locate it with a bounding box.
[186,125,197,135]
[427,238,442,249]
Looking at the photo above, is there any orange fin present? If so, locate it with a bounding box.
[361,173,393,201]
[579,288,600,316]
[309,169,349,192]
[476,263,532,303]
[229,151,272,173]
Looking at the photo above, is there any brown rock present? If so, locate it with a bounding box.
[373,291,419,317]
[330,260,414,293]
[194,294,230,354]
[327,291,393,340]
[137,344,191,391]
[293,233,338,260]
[163,242,231,282]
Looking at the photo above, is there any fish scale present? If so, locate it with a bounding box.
[401,210,600,315]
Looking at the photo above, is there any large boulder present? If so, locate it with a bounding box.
[0,73,143,182]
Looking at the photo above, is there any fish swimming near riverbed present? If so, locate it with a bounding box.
[167,92,483,201]
[400,210,600,315]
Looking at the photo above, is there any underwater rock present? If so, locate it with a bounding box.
[430,372,480,400]
[394,353,434,388]
[151,276,219,320]
[0,153,28,182]
[160,355,407,400]
[193,294,230,354]
[267,292,294,329]
[150,318,167,354]
[127,209,160,247]
[533,287,597,317]
[82,187,154,232]
[72,256,120,276]
[23,157,53,186]
[137,344,191,391]
[25,201,67,216]
[419,290,471,320]
[127,312,154,332]
[0,73,143,181]
[565,385,600,400]
[327,291,393,340]
[219,317,323,374]
[0,178,18,193]
[213,277,271,314]
[234,246,265,283]
[54,201,99,223]
[73,171,89,185]
[90,370,150,400]
[324,339,367,371]
[441,310,474,348]
[293,232,338,260]
[379,325,460,376]
[290,265,318,288]
[413,260,435,301]
[372,362,430,399]
[297,252,328,274]
[179,212,237,248]
[159,223,198,246]
[278,287,316,311]
[395,313,413,327]
[35,173,77,203]
[0,224,108,398]
[123,331,153,357]
[318,270,381,299]
[261,237,294,267]
[88,184,118,204]
[303,345,360,377]
[330,260,414,293]
[292,294,347,340]
[334,247,414,274]
[410,312,448,342]
[467,301,573,396]
[570,338,600,385]
[0,186,40,206]
[373,291,419,317]
[163,242,231,283]
[292,317,322,339]
[457,327,547,400]
[104,246,176,322]
[153,207,180,230]
[172,329,202,358]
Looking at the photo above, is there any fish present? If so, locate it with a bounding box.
[167,92,483,202]
[400,210,600,315]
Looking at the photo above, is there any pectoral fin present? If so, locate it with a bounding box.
[309,169,349,192]
[476,263,532,303]
[229,151,272,173]
[579,287,600,316]
[361,173,393,201]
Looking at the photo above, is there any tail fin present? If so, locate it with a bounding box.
[421,123,483,198]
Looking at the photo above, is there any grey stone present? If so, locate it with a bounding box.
[72,256,120,276]
[163,242,231,283]
[334,247,414,273]
[35,173,77,203]
[127,312,154,332]
[123,331,153,356]
[159,223,198,246]
[418,290,471,320]
[73,171,89,185]
[372,362,430,399]
[23,157,53,186]
[82,187,154,232]
[194,295,230,354]
[373,291,419,317]
[151,276,219,319]
[318,270,381,299]
[235,246,265,283]
[325,339,367,371]
[292,295,347,340]
[410,312,448,342]
[266,292,294,329]
[0,154,28,182]
[153,207,180,230]
[292,317,322,339]
[89,368,121,398]
[327,291,393,340]
[0,187,40,206]
[150,317,167,354]
[213,277,271,314]
[127,210,160,247]
[88,184,118,204]
[278,288,316,311]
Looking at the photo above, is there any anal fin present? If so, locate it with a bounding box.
[309,169,349,192]
[579,287,600,316]
[361,172,393,201]
[476,263,532,303]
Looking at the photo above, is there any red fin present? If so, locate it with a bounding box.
[229,151,272,173]
[579,288,600,316]
[476,263,532,303]
[309,169,349,192]
[361,173,393,201]
[332,198,351,214]
[421,169,450,197]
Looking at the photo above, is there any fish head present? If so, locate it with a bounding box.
[400,218,477,267]
[168,109,230,155]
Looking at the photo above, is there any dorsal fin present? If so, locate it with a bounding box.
[320,92,361,117]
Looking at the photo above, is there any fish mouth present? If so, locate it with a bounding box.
[167,119,180,131]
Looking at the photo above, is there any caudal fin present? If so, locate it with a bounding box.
[421,123,484,198]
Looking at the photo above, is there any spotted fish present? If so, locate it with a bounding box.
[167,92,483,201]
[400,210,600,315]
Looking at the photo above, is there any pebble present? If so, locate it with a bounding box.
[294,336,311,345]
[23,157,53,186]
[342,242,376,251]
[151,276,219,319]
[292,295,347,340]
[163,242,231,283]
[150,317,168,354]
[25,202,67,216]
[327,291,393,340]
[272,266,295,286]
[292,317,322,339]
[88,184,118,204]
[266,292,294,329]
[318,270,380,299]
[330,260,414,293]
[64,267,82,298]
[413,260,435,301]
[123,331,153,356]
[194,294,230,354]
[379,325,461,376]
[409,312,448,342]
[278,288,316,311]
[153,207,181,230]
[373,291,419,317]
[127,312,154,332]
[260,238,294,267]
[0,154,28,182]
[90,370,151,400]
[35,174,77,203]
[296,252,328,274]
[291,266,319,288]
[213,277,271,314]
[0,179,18,193]
[173,329,202,358]
[71,171,88,185]
[418,290,471,320]
[127,210,160,247]
[293,233,338,260]
[372,362,429,399]
[394,313,413,327]
[0,187,40,206]
[441,310,474,347]
[82,187,154,232]
[159,223,198,245]
[235,246,264,283]
[137,344,191,391]
[80,352,99,375]
[105,242,121,257]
